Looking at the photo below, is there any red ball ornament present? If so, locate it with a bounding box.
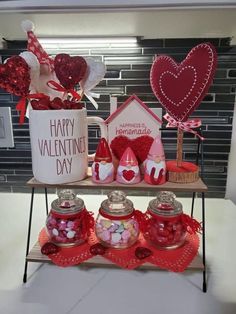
[54,53,87,90]
[0,56,30,96]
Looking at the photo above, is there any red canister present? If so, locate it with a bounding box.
[46,189,93,247]
[144,191,187,249]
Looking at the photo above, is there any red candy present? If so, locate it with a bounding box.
[135,247,152,260]
[146,218,186,248]
[30,97,84,110]
[41,242,60,255]
[90,243,107,255]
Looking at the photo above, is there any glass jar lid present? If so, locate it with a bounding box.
[51,189,84,215]
[100,191,134,218]
[148,191,182,217]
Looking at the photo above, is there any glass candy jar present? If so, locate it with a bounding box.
[95,191,140,249]
[46,190,93,247]
[144,191,187,249]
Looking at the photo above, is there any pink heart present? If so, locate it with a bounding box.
[150,43,217,122]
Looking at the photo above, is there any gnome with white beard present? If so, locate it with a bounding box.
[92,138,114,184]
[144,135,166,185]
[116,147,141,184]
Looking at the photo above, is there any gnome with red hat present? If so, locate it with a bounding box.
[116,147,141,184]
[144,135,166,185]
[92,138,114,184]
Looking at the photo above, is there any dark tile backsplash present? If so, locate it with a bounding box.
[0,37,235,198]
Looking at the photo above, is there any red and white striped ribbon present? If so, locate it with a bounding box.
[164,113,205,140]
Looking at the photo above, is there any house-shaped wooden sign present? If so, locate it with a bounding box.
[106,95,162,144]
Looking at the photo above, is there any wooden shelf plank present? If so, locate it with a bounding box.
[27,242,204,270]
[27,177,208,192]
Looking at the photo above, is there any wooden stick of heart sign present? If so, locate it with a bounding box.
[150,43,217,183]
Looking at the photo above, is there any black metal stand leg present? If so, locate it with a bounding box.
[23,187,35,283]
[191,192,196,218]
[202,192,207,292]
[45,188,48,215]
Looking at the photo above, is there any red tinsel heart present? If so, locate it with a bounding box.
[150,43,217,122]
[0,56,30,96]
[54,53,87,90]
[110,135,154,164]
[135,247,153,260]
[90,243,107,255]
[122,170,135,181]
[41,242,60,255]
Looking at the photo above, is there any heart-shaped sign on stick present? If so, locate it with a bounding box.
[80,57,106,92]
[54,53,87,90]
[150,43,217,122]
[0,56,30,96]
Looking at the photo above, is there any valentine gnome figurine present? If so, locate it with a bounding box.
[144,135,166,185]
[116,147,141,184]
[92,138,114,183]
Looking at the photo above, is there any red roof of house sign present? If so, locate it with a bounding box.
[106,94,162,144]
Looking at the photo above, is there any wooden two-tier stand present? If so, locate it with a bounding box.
[23,176,208,292]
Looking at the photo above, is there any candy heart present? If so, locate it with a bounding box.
[0,56,30,96]
[80,57,106,92]
[54,53,87,90]
[135,247,152,260]
[41,242,60,255]
[122,170,135,181]
[90,243,107,255]
[110,135,154,164]
[150,43,217,122]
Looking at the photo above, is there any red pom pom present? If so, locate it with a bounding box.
[135,247,152,260]
[110,136,131,160]
[41,242,60,255]
[132,135,154,163]
[90,243,106,255]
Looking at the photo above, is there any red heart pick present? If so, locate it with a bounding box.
[150,43,217,122]
[110,135,154,164]
[0,56,30,96]
[122,169,135,181]
[54,53,87,90]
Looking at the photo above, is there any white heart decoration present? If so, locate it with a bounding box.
[80,57,106,92]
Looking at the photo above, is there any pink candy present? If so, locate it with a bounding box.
[95,218,139,249]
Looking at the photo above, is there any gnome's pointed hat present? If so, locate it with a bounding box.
[21,20,54,71]
[94,138,112,162]
[119,147,138,167]
[148,135,165,160]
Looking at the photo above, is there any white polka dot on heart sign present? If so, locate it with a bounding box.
[159,66,197,107]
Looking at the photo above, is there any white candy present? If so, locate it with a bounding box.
[52,228,59,236]
[111,233,121,243]
[67,230,76,239]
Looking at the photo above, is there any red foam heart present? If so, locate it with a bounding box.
[110,135,154,164]
[150,43,217,122]
[54,53,87,90]
[0,56,30,96]
[122,169,135,181]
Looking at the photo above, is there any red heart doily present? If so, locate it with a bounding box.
[110,135,154,164]
[0,56,30,96]
[39,228,200,272]
[150,43,217,122]
[54,53,87,90]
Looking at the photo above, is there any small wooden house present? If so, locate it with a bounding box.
[106,94,162,144]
